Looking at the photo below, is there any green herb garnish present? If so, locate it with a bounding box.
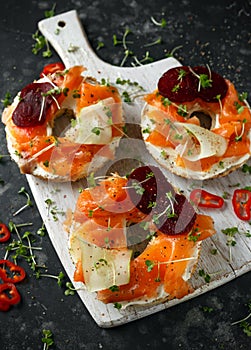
[1,92,12,107]
[13,187,33,216]
[232,301,251,337]
[198,269,211,283]
[42,329,54,350]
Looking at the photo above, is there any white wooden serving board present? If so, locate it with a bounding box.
[25,10,251,327]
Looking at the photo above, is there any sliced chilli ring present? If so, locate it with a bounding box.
[0,223,11,243]
[0,259,26,284]
[0,283,21,306]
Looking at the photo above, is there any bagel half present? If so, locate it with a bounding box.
[2,65,124,182]
[67,166,216,307]
[141,66,251,180]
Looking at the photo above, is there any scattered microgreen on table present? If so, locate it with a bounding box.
[42,329,54,350]
[13,187,33,217]
[31,4,56,57]
[1,92,12,108]
[232,301,251,337]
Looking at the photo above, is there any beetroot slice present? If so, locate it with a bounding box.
[157,66,197,103]
[12,82,58,127]
[157,65,228,104]
[193,66,228,102]
[127,166,197,235]
[126,165,173,215]
[154,193,197,235]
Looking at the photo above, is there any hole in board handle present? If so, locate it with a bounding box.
[58,20,66,28]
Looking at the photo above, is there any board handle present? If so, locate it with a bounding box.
[38,9,181,90]
[38,10,109,69]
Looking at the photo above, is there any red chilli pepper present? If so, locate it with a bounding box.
[0,283,21,306]
[0,300,11,312]
[0,223,11,243]
[190,189,224,209]
[0,259,26,284]
[232,189,251,221]
[40,62,65,77]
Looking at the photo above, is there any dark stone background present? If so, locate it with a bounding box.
[0,1,250,349]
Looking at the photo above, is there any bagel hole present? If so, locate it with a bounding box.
[52,108,76,137]
[107,160,139,177]
[189,111,212,129]
[125,123,142,139]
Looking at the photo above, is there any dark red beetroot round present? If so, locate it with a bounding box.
[157,66,198,103]
[157,65,228,104]
[127,166,174,215]
[193,66,228,102]
[127,166,197,235]
[12,82,58,127]
[154,193,197,235]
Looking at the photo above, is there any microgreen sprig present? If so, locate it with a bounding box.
[114,302,122,310]
[22,230,39,269]
[242,164,251,174]
[32,4,56,57]
[113,28,134,66]
[145,257,197,283]
[4,222,40,267]
[201,306,214,313]
[1,91,12,107]
[36,271,65,286]
[113,28,133,49]
[64,282,78,296]
[120,49,134,67]
[235,119,246,141]
[42,329,54,350]
[3,218,76,302]
[32,31,52,58]
[165,45,183,58]
[221,226,251,262]
[144,37,162,47]
[189,65,212,91]
[132,51,154,66]
[215,94,223,114]
[199,269,211,283]
[123,172,154,194]
[222,226,239,246]
[150,16,167,28]
[45,198,65,221]
[44,3,56,18]
[37,222,47,237]
[13,187,33,216]
[115,77,145,101]
[238,92,248,102]
[122,28,133,50]
[231,301,251,337]
[234,101,245,114]
[96,41,105,50]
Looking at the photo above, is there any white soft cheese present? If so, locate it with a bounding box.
[174,122,228,161]
[65,98,115,144]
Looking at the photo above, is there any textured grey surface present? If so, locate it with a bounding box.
[0,0,251,349]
